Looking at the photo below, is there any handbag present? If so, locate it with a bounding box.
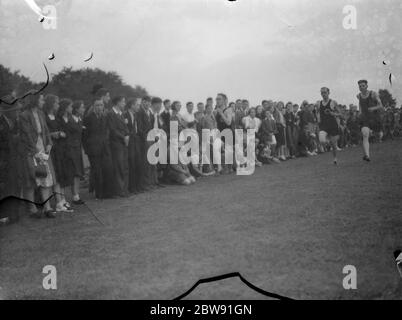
[33,157,48,179]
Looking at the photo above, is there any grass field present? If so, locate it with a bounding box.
[1,140,402,300]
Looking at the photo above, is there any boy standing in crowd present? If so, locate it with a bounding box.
[107,96,129,197]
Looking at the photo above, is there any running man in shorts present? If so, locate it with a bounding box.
[357,80,384,162]
[316,87,340,165]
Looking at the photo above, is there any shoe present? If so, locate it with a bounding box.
[73,199,85,205]
[333,159,338,165]
[56,206,74,213]
[363,155,371,162]
[64,202,73,210]
[44,210,56,219]
[56,202,74,213]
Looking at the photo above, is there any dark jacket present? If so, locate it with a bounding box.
[0,114,12,159]
[160,110,170,134]
[83,112,109,156]
[260,117,277,144]
[63,116,83,149]
[136,106,153,142]
[106,109,129,146]
[284,111,296,128]
[123,111,139,137]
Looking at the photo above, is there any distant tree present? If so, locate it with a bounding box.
[46,67,149,106]
[1,64,149,107]
[378,89,396,109]
[0,64,35,100]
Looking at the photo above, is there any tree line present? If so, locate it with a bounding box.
[0,64,149,105]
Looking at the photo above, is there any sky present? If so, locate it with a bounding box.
[0,0,401,106]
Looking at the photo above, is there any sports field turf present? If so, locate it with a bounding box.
[1,140,402,299]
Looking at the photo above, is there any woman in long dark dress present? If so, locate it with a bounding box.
[83,99,116,199]
[44,94,74,212]
[63,100,85,205]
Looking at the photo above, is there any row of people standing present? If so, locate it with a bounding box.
[159,95,368,169]
[0,88,170,218]
[0,93,86,218]
[1,87,394,220]
[84,91,167,199]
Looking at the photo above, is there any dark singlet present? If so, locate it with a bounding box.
[319,99,338,135]
[359,91,379,120]
[216,107,233,131]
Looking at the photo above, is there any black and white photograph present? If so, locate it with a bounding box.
[0,0,402,306]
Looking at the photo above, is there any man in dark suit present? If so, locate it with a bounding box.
[149,97,166,188]
[124,97,143,194]
[106,96,129,197]
[136,96,154,190]
[83,99,116,199]
[160,99,171,136]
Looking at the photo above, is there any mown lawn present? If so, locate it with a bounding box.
[1,140,402,299]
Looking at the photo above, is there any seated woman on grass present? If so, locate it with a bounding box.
[165,144,197,186]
